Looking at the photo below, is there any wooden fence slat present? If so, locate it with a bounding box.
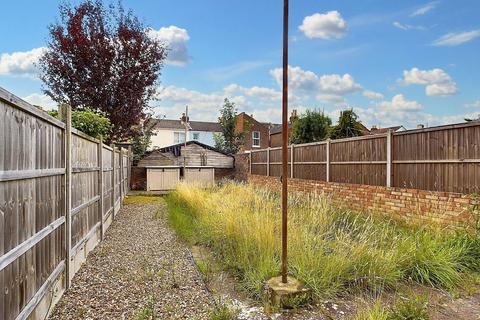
[0,168,65,182]
[0,217,65,272]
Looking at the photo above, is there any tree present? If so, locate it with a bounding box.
[329,109,365,139]
[215,98,248,154]
[131,118,156,164]
[48,108,112,139]
[39,0,166,141]
[290,109,332,144]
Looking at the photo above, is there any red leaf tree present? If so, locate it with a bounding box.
[39,0,166,141]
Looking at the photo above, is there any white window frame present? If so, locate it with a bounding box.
[252,131,260,147]
[174,132,186,144]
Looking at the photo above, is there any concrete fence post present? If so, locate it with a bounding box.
[266,148,270,176]
[326,139,331,182]
[119,148,124,202]
[290,144,294,178]
[386,130,393,187]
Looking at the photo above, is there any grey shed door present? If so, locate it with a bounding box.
[147,168,180,191]
[184,167,215,186]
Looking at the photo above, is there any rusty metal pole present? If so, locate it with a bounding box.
[281,0,289,284]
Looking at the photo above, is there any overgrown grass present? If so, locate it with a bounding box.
[165,182,479,301]
[124,195,164,205]
[355,294,430,320]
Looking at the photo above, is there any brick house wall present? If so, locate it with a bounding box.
[248,174,476,228]
[236,113,269,151]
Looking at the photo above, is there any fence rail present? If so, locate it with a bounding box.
[250,122,480,194]
[0,87,131,320]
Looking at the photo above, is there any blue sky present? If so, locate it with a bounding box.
[1,0,479,128]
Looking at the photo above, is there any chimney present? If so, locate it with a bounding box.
[290,109,298,123]
[370,125,378,132]
[416,124,425,129]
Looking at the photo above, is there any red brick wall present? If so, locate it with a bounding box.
[248,175,475,228]
[236,113,269,151]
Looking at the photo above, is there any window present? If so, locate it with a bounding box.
[174,132,186,144]
[252,131,260,147]
[193,133,200,140]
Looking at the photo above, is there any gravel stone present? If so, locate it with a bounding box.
[48,201,214,320]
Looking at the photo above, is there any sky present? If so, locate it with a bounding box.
[1,0,480,129]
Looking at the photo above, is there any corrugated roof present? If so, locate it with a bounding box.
[151,118,222,132]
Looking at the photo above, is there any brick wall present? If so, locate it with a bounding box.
[249,175,475,228]
[233,153,249,182]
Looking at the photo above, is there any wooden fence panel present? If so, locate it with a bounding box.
[251,150,267,176]
[293,143,327,181]
[330,136,387,186]
[70,133,100,249]
[393,124,480,193]
[0,93,65,320]
[0,87,131,320]
[247,122,480,194]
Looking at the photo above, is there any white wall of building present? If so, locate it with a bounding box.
[150,129,220,149]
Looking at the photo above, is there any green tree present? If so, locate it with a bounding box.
[329,109,365,139]
[48,108,112,139]
[290,109,332,144]
[215,98,248,154]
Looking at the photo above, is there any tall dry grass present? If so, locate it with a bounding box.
[166,182,478,300]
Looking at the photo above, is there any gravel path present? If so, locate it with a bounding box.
[49,200,214,320]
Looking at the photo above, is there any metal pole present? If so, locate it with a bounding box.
[281,0,289,284]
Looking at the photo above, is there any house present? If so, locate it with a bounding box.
[269,110,297,148]
[236,112,274,151]
[149,118,222,149]
[369,125,406,134]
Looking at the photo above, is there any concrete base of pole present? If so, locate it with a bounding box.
[266,276,311,309]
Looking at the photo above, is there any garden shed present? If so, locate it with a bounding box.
[132,141,234,190]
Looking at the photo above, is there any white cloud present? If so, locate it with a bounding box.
[363,90,384,100]
[154,85,250,121]
[224,84,281,102]
[465,100,480,109]
[22,93,57,110]
[147,26,191,66]
[316,94,346,104]
[379,94,422,111]
[299,11,347,40]
[318,73,362,95]
[393,22,427,31]
[401,67,458,96]
[432,29,480,46]
[270,66,318,91]
[270,65,362,97]
[0,47,46,78]
[410,1,438,17]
